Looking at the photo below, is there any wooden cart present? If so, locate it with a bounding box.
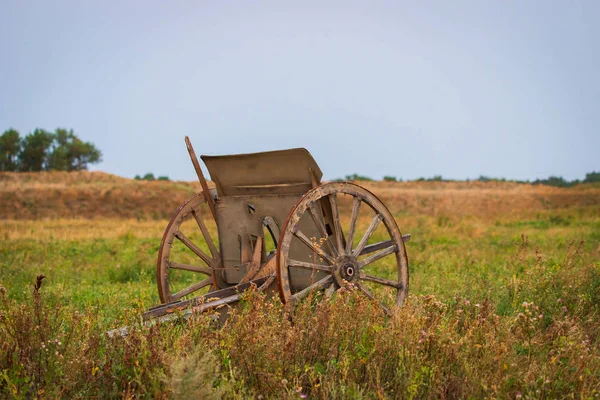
[144,138,410,321]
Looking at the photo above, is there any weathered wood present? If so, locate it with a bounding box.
[239,237,264,284]
[276,182,409,310]
[324,283,335,298]
[359,236,410,256]
[356,282,391,315]
[291,275,333,304]
[345,197,361,254]
[352,214,383,257]
[191,208,219,259]
[359,239,393,256]
[357,245,397,268]
[309,167,320,188]
[240,234,253,264]
[171,277,213,301]
[359,272,402,289]
[293,228,335,265]
[185,136,217,221]
[328,194,345,255]
[287,259,332,273]
[175,230,213,267]
[169,262,212,275]
[254,257,277,279]
[144,276,271,320]
[306,202,337,257]
[156,193,223,303]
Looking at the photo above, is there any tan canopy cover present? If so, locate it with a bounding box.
[201,148,323,197]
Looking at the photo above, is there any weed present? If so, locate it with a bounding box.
[0,175,598,397]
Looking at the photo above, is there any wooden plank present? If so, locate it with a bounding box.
[185,136,217,221]
[142,276,270,320]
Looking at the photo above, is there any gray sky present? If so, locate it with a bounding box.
[1,1,598,181]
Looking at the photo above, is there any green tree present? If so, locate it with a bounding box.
[46,128,102,171]
[19,129,54,171]
[345,173,373,181]
[69,136,102,171]
[47,128,72,171]
[583,171,600,183]
[532,176,573,188]
[0,129,22,171]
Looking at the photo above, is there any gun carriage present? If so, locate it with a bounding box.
[143,137,410,321]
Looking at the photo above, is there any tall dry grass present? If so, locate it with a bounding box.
[1,238,599,398]
[1,171,599,397]
[2,171,599,220]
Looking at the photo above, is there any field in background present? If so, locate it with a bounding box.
[0,172,599,398]
[2,171,599,220]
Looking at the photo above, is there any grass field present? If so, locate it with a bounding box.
[1,172,599,398]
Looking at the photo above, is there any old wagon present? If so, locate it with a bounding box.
[143,137,410,321]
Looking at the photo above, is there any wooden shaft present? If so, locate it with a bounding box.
[185,136,217,221]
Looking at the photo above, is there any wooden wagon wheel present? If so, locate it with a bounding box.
[157,192,224,303]
[276,182,409,313]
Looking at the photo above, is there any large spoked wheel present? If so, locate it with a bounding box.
[157,192,224,303]
[276,182,409,313]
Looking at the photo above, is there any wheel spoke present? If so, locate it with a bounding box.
[175,230,214,267]
[358,245,397,268]
[171,277,212,301]
[293,228,335,265]
[191,209,219,259]
[359,239,394,256]
[307,202,338,257]
[287,259,333,273]
[169,261,213,275]
[345,197,361,254]
[359,272,402,289]
[352,214,383,257]
[291,275,333,304]
[324,283,336,298]
[356,282,391,315]
[328,194,344,255]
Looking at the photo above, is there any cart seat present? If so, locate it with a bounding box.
[201,148,322,197]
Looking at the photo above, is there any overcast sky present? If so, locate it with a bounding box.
[1,1,598,181]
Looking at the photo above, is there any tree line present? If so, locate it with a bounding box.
[530,172,600,187]
[340,172,600,187]
[0,128,102,172]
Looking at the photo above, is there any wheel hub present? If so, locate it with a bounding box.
[343,263,355,278]
[333,256,359,286]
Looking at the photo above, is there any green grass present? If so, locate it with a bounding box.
[0,206,599,398]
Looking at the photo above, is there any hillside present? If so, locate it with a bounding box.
[0,171,201,220]
[1,171,599,220]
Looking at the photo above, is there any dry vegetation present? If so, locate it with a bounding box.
[0,172,599,398]
[0,171,200,220]
[2,171,599,220]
